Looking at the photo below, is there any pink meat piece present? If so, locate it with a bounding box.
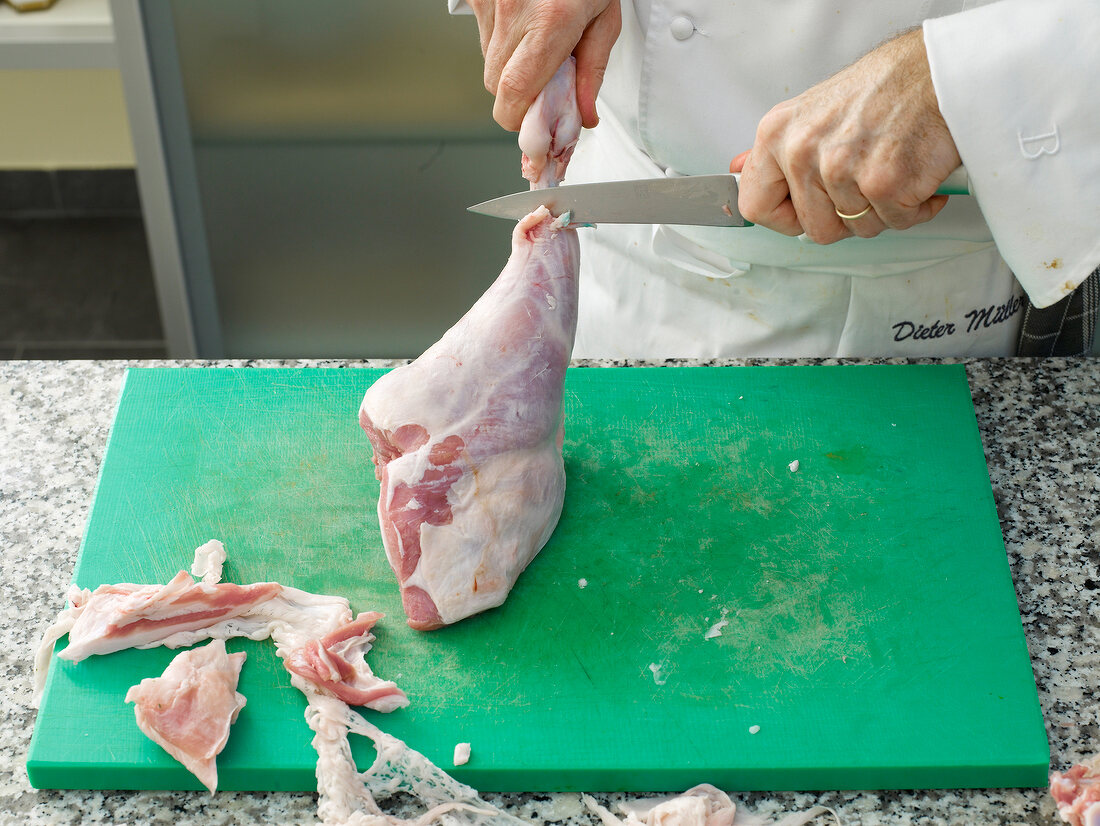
[283,611,409,712]
[56,571,282,663]
[1052,760,1100,826]
[124,639,247,794]
[359,58,581,630]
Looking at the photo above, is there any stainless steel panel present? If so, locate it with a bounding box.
[166,0,520,357]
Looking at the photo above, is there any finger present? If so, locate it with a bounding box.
[573,4,621,129]
[871,189,950,231]
[737,148,803,236]
[728,150,750,174]
[490,21,585,131]
[835,205,887,239]
[925,193,950,221]
[482,8,526,99]
[468,0,495,57]
[789,175,855,244]
[489,39,560,131]
[823,178,884,239]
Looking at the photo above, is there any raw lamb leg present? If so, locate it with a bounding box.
[359,58,581,629]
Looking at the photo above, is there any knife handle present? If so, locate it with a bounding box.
[936,166,970,195]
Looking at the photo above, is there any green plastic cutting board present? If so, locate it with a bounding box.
[28,365,1049,792]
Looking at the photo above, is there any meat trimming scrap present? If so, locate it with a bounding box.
[125,639,247,794]
[34,540,531,826]
[359,58,583,630]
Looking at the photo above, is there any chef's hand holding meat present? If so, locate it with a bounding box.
[731,28,961,245]
[464,0,620,130]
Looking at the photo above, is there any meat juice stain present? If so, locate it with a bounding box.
[823,444,870,474]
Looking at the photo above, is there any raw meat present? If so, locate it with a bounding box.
[33,540,406,717]
[600,784,737,826]
[284,612,408,711]
[453,742,472,766]
[517,57,582,188]
[124,639,246,794]
[36,541,527,826]
[1051,758,1100,826]
[583,784,841,826]
[359,58,582,629]
[54,572,282,663]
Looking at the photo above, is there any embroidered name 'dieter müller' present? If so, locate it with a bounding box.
[891,295,1025,342]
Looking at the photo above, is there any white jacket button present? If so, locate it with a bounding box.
[669,16,695,40]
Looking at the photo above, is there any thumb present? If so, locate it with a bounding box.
[573,4,622,129]
[729,150,751,173]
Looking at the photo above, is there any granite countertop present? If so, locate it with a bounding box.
[2,357,1098,826]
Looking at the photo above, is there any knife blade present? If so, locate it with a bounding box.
[467,167,970,227]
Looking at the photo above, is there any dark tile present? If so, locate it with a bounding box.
[0,170,57,214]
[56,168,141,214]
[16,344,168,359]
[0,216,163,344]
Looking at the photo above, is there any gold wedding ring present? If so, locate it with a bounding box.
[835,203,872,221]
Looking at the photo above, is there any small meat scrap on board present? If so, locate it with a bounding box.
[283,611,408,712]
[359,58,582,630]
[125,639,246,793]
[1052,758,1100,826]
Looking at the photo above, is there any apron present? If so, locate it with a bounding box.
[569,0,1023,358]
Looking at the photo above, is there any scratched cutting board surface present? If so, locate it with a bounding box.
[28,365,1049,793]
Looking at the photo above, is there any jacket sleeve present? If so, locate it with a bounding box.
[924,0,1100,309]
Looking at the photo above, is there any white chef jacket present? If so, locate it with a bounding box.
[450,0,1100,357]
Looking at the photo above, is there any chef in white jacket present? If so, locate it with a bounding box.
[453,0,1099,358]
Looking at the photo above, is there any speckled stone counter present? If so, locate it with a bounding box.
[2,358,1098,826]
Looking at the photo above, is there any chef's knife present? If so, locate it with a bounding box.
[467,167,970,227]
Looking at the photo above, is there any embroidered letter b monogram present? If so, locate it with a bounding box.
[1018,125,1060,159]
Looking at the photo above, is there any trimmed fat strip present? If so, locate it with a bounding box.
[56,572,281,663]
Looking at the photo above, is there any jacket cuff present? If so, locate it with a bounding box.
[924,0,1100,308]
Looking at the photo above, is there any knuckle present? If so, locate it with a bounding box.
[810,225,846,245]
[859,167,906,203]
[784,130,819,173]
[496,64,530,100]
[885,212,918,231]
[754,105,788,144]
[534,0,574,29]
[819,146,857,188]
